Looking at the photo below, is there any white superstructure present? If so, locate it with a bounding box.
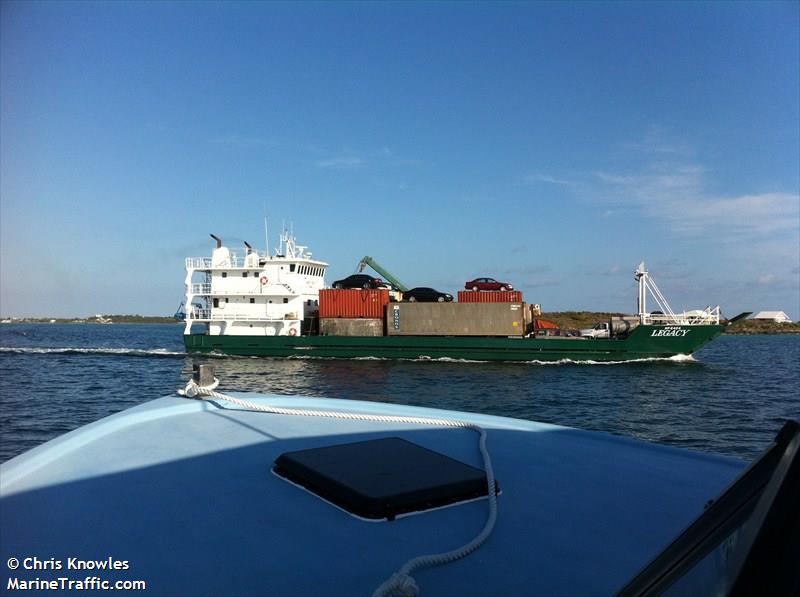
[184,230,327,336]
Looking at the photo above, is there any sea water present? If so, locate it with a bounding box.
[1,323,798,463]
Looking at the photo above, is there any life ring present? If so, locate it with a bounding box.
[288,328,297,336]
[260,276,268,285]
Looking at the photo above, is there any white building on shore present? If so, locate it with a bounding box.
[751,311,793,323]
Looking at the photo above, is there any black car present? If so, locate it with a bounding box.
[402,287,454,302]
[332,274,384,289]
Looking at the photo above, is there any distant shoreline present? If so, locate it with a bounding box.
[2,312,798,334]
[0,316,179,325]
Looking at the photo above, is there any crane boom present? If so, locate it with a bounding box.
[358,256,409,292]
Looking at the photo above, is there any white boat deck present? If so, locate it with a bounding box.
[0,394,743,596]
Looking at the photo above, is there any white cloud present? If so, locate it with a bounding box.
[587,128,799,317]
[595,127,798,239]
[523,173,575,186]
[210,134,268,147]
[505,264,551,275]
[758,274,777,285]
[595,163,799,238]
[669,193,799,235]
[619,124,695,157]
[318,156,365,169]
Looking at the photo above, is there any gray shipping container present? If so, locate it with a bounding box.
[387,303,525,336]
[319,318,384,337]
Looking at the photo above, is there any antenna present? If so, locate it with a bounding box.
[264,201,269,257]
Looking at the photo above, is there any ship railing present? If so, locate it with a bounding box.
[185,255,258,269]
[189,283,212,295]
[187,310,299,323]
[185,284,300,296]
[187,253,323,271]
[643,306,720,326]
[186,258,213,269]
[220,312,299,322]
[214,315,300,322]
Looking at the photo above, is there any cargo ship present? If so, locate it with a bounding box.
[182,231,732,362]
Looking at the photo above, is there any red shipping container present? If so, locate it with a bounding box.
[319,289,390,319]
[457,290,523,303]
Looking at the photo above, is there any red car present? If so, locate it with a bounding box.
[465,277,514,291]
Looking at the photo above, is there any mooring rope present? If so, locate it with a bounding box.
[178,377,498,597]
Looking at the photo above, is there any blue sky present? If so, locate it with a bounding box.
[1,1,798,319]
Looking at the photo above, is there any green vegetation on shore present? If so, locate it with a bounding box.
[540,311,626,330]
[99,315,180,323]
[724,319,800,335]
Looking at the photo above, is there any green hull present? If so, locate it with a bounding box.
[184,324,725,362]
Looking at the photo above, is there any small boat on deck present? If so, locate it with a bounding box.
[1,367,797,596]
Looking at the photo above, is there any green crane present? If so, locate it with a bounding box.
[358,256,409,292]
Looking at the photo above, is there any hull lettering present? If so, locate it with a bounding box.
[651,327,690,337]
